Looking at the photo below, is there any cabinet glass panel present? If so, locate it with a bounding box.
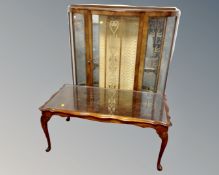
[139,92,163,121]
[92,15,139,90]
[73,13,86,85]
[143,17,165,92]
[142,72,156,91]
[157,17,176,94]
[92,15,100,86]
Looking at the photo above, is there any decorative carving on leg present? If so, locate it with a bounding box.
[41,111,52,152]
[66,117,70,121]
[156,127,168,171]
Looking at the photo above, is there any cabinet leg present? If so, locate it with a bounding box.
[156,127,168,171]
[41,111,52,152]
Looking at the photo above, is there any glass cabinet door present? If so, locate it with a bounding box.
[92,15,139,90]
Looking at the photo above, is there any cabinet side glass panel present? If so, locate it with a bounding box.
[73,13,86,85]
[157,17,176,94]
[143,17,165,92]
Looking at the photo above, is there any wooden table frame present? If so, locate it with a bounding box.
[39,85,171,171]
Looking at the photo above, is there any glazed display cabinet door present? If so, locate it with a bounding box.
[92,15,139,90]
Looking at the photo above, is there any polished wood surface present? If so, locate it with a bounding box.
[40,84,170,126]
[40,84,171,171]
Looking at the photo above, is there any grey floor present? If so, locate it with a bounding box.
[0,0,218,175]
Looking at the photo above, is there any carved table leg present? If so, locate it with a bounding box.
[41,111,52,152]
[66,117,70,121]
[156,127,168,171]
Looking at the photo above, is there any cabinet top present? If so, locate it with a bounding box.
[68,4,180,16]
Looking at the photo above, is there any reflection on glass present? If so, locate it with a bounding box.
[73,13,86,85]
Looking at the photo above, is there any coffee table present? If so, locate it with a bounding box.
[39,84,171,171]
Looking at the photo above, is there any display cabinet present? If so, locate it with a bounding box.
[69,4,180,94]
[40,4,180,171]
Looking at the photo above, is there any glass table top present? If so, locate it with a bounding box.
[40,84,170,126]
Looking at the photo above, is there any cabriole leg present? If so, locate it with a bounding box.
[41,111,52,152]
[156,127,168,171]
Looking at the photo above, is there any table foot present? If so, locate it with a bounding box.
[66,117,70,122]
[41,111,52,152]
[156,127,168,171]
[45,147,51,152]
[157,164,163,171]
